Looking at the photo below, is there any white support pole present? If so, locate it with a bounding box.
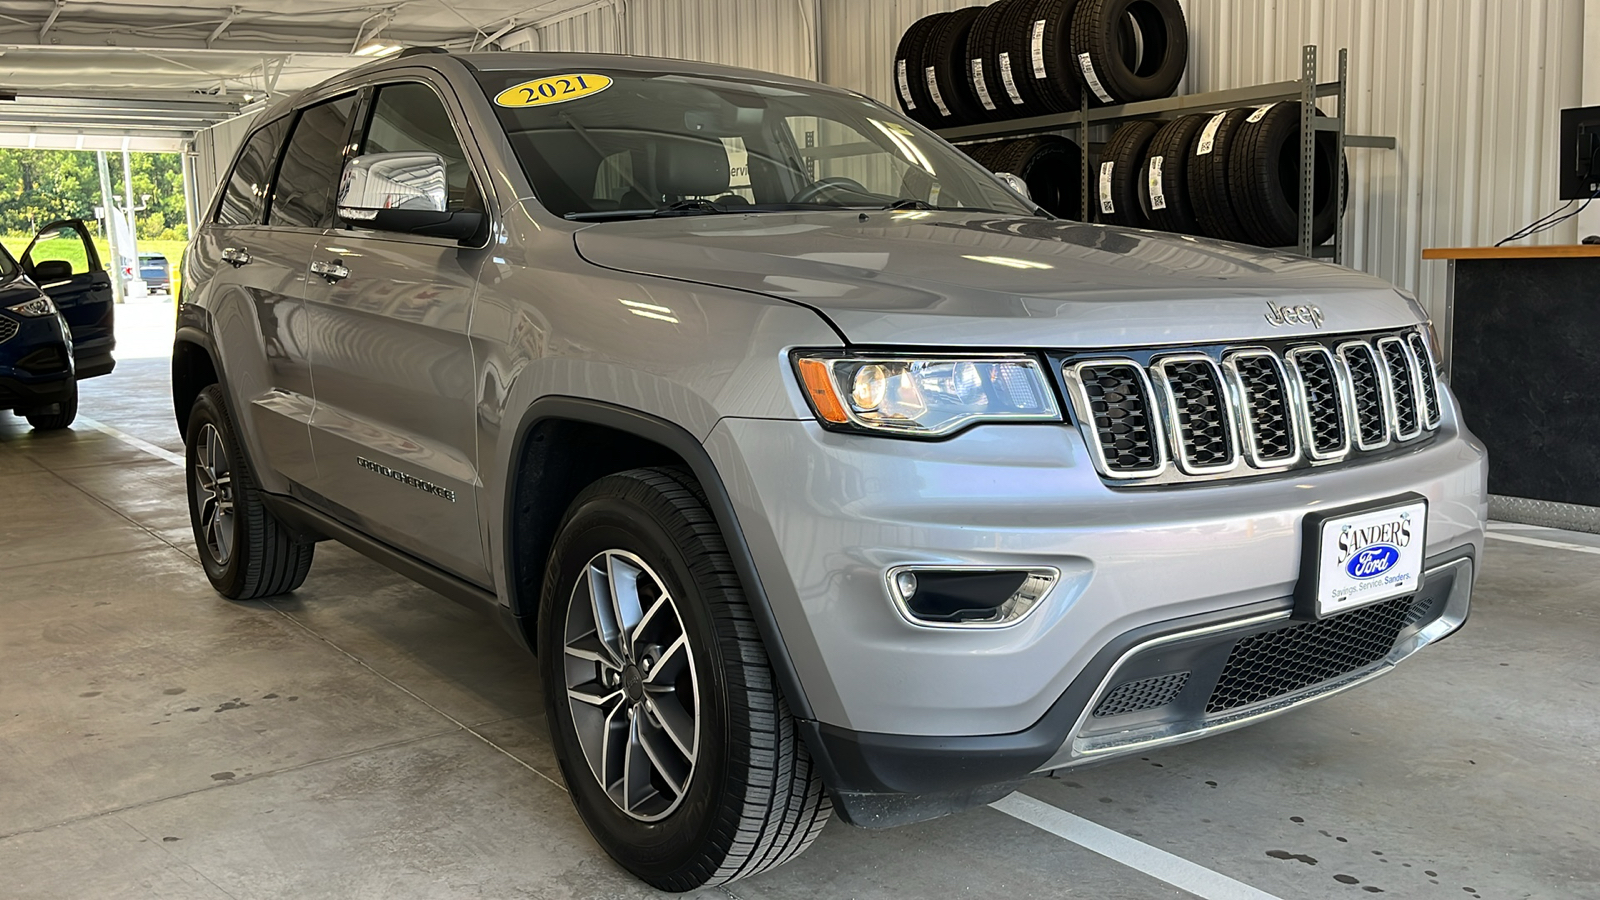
[96,151,124,305]
[121,148,142,297]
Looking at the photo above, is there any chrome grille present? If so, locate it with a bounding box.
[1064,328,1442,484]
[1067,362,1165,476]
[1338,342,1390,450]
[0,316,17,344]
[1406,332,1442,428]
[1226,351,1298,466]
[1154,356,1237,474]
[1378,337,1423,440]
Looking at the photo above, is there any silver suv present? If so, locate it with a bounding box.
[173,49,1487,891]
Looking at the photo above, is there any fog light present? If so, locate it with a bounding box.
[887,567,1058,628]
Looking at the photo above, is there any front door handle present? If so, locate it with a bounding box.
[310,260,350,283]
[221,247,252,267]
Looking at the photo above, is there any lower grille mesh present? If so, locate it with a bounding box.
[1206,596,1415,713]
[1093,671,1191,718]
[0,316,17,344]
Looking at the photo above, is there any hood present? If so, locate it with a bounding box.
[573,211,1421,348]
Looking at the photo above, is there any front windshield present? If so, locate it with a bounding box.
[475,69,1036,221]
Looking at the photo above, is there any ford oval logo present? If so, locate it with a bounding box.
[1346,544,1401,579]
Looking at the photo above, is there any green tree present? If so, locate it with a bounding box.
[0,149,189,242]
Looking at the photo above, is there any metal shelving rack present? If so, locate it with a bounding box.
[936,46,1396,264]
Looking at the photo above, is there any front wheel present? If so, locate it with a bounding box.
[539,468,830,892]
[22,379,77,430]
[184,385,314,599]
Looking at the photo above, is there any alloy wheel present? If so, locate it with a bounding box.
[193,423,236,566]
[563,549,700,822]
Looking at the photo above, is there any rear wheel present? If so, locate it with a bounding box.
[22,378,77,431]
[540,468,829,891]
[184,385,314,600]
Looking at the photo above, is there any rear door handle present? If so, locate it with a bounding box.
[221,247,252,267]
[310,260,350,283]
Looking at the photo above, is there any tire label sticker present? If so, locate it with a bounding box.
[897,59,915,110]
[970,59,996,110]
[1246,102,1277,124]
[1148,156,1167,210]
[925,66,950,118]
[1196,110,1228,155]
[1100,161,1116,214]
[998,52,1025,105]
[1078,53,1116,104]
[1031,20,1048,79]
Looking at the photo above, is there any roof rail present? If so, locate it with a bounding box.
[396,46,450,58]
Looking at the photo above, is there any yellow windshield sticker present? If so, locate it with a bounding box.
[495,74,613,108]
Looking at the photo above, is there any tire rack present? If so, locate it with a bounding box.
[935,46,1396,264]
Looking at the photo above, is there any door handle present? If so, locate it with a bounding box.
[310,260,350,283]
[221,247,252,267]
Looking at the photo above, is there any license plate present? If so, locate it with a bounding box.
[1296,494,1428,619]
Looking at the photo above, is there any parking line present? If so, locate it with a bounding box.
[992,792,1286,900]
[77,416,185,468]
[1485,532,1600,557]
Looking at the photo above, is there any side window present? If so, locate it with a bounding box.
[361,82,481,211]
[268,93,358,229]
[215,117,290,226]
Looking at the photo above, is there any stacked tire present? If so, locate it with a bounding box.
[1088,101,1344,247]
[966,135,1083,219]
[894,0,1190,131]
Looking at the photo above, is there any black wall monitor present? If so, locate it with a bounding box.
[1559,105,1600,199]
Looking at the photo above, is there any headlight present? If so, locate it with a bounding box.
[793,352,1061,437]
[6,296,57,317]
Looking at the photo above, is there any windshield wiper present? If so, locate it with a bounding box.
[883,199,936,211]
[653,199,727,216]
[565,200,735,223]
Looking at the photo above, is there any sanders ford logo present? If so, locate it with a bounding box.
[1337,512,1413,579]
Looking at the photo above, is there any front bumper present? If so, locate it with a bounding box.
[704,394,1487,823]
[0,314,74,409]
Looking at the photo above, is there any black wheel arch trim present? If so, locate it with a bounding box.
[501,396,816,723]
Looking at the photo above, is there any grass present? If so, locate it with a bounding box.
[3,233,188,299]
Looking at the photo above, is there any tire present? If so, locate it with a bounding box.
[963,140,1010,171]
[22,378,77,430]
[987,134,1085,219]
[1144,113,1210,234]
[539,468,830,892]
[924,6,987,128]
[1186,107,1255,243]
[1070,0,1189,104]
[1226,101,1342,247]
[1096,119,1164,227]
[996,0,1079,115]
[893,13,951,127]
[184,384,314,600]
[963,0,1019,123]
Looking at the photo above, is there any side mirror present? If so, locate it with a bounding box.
[995,171,1032,202]
[337,152,485,244]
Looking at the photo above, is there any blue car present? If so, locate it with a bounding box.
[0,219,116,430]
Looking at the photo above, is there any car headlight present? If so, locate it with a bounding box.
[793,352,1061,437]
[6,296,57,317]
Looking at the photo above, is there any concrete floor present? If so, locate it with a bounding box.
[1,303,1597,900]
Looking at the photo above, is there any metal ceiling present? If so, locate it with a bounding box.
[0,0,606,147]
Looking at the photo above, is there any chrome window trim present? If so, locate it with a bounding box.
[1221,348,1303,469]
[1406,330,1444,430]
[1284,345,1352,461]
[1377,335,1425,441]
[1062,359,1169,480]
[1150,353,1243,476]
[1034,557,1473,772]
[1335,340,1393,451]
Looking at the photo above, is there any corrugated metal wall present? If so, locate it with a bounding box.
[815,0,1587,321]
[190,110,261,217]
[185,0,1589,322]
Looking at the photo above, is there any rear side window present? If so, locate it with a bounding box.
[361,82,481,211]
[268,93,357,229]
[215,116,290,226]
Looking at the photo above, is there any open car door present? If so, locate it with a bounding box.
[21,219,116,379]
